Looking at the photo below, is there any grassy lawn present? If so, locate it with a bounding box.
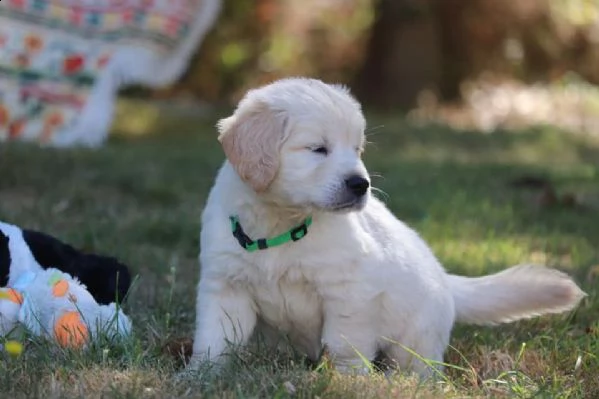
[0,100,598,398]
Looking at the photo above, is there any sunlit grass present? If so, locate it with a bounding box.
[0,102,597,398]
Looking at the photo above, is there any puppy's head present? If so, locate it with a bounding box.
[218,78,369,212]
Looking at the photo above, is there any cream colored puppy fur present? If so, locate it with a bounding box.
[190,78,586,377]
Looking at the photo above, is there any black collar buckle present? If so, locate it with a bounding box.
[231,220,254,249]
[290,223,308,241]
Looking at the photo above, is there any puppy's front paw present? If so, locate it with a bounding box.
[175,355,223,383]
[332,358,372,376]
[175,358,212,382]
[174,366,201,383]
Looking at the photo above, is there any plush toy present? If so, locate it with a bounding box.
[0,222,131,305]
[0,268,131,347]
[0,221,133,348]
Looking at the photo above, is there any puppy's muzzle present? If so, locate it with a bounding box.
[345,175,370,197]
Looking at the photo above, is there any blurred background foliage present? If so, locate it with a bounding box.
[139,0,599,135]
[156,0,374,103]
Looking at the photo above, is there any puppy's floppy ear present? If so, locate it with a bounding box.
[217,101,286,192]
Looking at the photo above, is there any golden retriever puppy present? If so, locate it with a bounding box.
[189,78,585,377]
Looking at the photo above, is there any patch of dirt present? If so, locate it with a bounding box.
[162,337,193,367]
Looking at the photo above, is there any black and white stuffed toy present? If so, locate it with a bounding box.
[0,221,132,347]
[0,221,131,305]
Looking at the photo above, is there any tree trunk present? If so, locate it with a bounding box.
[352,0,442,110]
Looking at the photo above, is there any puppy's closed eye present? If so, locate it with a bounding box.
[311,146,329,156]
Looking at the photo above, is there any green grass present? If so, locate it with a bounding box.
[0,100,598,398]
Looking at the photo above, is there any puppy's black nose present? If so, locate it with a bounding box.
[345,175,370,197]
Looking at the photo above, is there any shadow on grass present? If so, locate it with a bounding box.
[368,115,599,165]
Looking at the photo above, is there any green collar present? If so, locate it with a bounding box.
[229,215,313,252]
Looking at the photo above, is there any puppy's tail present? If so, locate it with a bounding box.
[448,264,586,325]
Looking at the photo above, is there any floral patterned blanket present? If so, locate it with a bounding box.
[0,0,220,147]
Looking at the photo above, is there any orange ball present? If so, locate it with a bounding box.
[54,311,89,348]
